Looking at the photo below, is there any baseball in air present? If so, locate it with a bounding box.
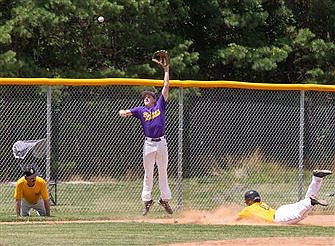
[98,16,104,23]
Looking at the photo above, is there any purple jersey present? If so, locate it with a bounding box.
[130,95,166,138]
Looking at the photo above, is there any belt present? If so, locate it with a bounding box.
[145,136,165,142]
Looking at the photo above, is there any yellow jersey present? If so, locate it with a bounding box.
[14,176,49,204]
[238,202,276,223]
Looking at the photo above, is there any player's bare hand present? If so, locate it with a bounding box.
[119,110,125,117]
[119,110,132,118]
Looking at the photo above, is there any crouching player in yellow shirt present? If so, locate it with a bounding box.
[237,170,332,224]
[14,167,50,217]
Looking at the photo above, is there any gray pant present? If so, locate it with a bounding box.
[21,199,46,216]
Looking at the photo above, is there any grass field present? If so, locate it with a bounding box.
[1,167,334,245]
[1,170,334,220]
[0,221,334,245]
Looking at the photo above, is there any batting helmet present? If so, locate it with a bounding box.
[244,190,261,204]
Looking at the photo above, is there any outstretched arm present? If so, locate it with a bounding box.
[161,66,169,101]
[151,50,170,101]
[119,109,132,118]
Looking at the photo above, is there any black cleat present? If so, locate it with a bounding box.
[159,199,173,214]
[310,197,328,206]
[143,200,154,216]
[313,170,333,178]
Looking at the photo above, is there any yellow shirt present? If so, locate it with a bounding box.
[238,202,276,223]
[14,176,49,204]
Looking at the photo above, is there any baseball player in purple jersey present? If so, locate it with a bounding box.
[119,52,172,216]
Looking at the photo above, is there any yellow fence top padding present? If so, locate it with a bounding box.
[0,78,335,91]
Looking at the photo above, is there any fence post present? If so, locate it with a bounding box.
[46,86,51,191]
[298,90,305,201]
[177,87,184,210]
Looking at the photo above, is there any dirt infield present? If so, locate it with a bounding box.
[1,207,333,245]
[165,237,335,246]
[137,207,335,227]
[144,207,335,246]
[1,207,334,227]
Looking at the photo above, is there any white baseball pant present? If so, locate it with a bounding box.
[141,138,171,202]
[20,198,46,216]
[274,175,323,224]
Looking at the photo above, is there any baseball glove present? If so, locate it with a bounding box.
[152,50,170,68]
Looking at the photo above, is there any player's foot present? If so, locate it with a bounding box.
[310,197,328,206]
[313,170,333,178]
[159,198,173,214]
[143,200,154,216]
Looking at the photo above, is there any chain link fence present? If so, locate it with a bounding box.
[0,82,334,219]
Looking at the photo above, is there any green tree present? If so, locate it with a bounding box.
[286,0,335,84]
[0,0,198,79]
[184,0,335,84]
